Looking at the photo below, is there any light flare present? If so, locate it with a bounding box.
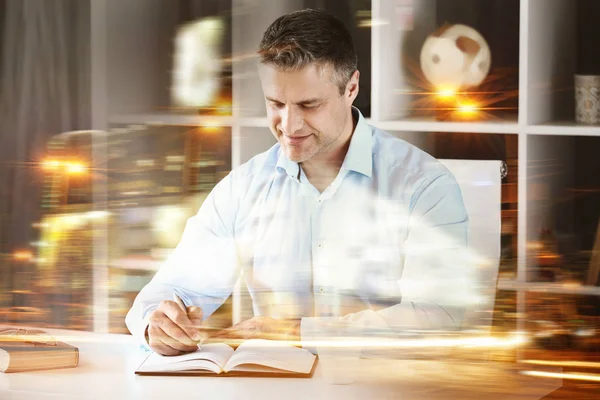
[522,359,600,369]
[41,159,61,170]
[458,103,478,114]
[437,88,457,98]
[223,332,527,350]
[64,162,87,175]
[13,250,33,261]
[521,370,600,383]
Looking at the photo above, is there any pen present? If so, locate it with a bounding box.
[172,293,187,313]
[173,293,202,347]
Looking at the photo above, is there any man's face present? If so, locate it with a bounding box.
[258,63,358,163]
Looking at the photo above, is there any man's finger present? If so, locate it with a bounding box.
[148,328,182,356]
[186,306,204,327]
[152,325,198,352]
[151,341,181,356]
[162,301,203,341]
[147,317,198,352]
[157,316,199,348]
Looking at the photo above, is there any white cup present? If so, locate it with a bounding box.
[315,318,364,385]
[575,74,600,125]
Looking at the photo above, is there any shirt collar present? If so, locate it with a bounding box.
[341,107,372,178]
[276,145,301,181]
[276,106,373,179]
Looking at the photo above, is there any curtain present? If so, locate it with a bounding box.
[0,0,90,310]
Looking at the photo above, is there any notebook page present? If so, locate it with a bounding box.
[224,339,316,374]
[138,358,222,374]
[137,343,234,373]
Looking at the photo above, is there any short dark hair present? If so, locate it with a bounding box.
[258,9,358,95]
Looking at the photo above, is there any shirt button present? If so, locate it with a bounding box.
[319,288,324,293]
[317,243,322,248]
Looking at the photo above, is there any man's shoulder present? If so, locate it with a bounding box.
[369,126,461,210]
[370,126,448,179]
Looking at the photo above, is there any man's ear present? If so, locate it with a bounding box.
[346,70,360,104]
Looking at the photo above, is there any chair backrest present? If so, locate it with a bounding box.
[439,159,502,333]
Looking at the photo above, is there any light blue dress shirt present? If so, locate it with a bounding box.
[126,108,474,347]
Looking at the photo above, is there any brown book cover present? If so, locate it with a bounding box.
[0,328,79,373]
[135,358,318,378]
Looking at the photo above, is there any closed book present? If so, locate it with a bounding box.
[0,328,79,373]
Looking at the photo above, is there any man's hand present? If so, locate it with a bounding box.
[210,316,301,345]
[146,300,204,356]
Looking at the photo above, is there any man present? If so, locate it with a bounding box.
[126,9,473,356]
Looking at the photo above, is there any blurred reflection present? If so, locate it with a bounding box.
[527,136,600,286]
[0,2,598,396]
[171,17,226,109]
[3,125,231,332]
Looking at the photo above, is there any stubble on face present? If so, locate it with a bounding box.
[260,63,352,165]
[281,131,321,163]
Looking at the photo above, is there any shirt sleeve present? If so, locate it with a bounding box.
[299,172,475,353]
[125,172,241,344]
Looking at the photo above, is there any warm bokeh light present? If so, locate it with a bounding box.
[64,162,87,175]
[437,88,457,98]
[233,331,528,350]
[41,159,87,174]
[521,370,600,383]
[201,123,222,134]
[41,159,61,170]
[458,103,478,114]
[86,211,110,220]
[13,250,33,261]
[523,359,600,369]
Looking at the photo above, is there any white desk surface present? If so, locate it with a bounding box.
[0,328,562,400]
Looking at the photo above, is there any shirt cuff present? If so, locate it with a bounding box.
[141,313,152,347]
[299,317,318,354]
[132,308,156,350]
[299,315,369,355]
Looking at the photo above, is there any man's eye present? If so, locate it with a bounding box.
[270,102,284,109]
[301,104,318,110]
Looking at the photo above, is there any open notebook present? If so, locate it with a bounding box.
[135,339,317,377]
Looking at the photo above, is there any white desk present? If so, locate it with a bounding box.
[0,329,562,400]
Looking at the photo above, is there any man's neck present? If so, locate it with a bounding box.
[301,109,357,192]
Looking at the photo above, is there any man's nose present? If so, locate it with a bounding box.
[281,107,303,135]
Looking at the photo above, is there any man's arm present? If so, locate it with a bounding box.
[125,173,241,347]
[300,172,475,350]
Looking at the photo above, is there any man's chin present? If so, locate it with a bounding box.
[283,148,310,163]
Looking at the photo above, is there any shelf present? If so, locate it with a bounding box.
[373,0,520,122]
[497,279,600,296]
[108,258,161,272]
[239,117,270,128]
[527,0,600,125]
[528,121,600,137]
[109,113,233,127]
[236,116,520,133]
[372,117,519,134]
[526,134,599,283]
[106,0,233,119]
[103,116,600,136]
[226,116,523,135]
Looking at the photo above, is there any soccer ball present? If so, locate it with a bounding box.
[420,24,491,90]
